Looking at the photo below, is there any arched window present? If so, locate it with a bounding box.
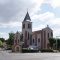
[33,39,34,43]
[38,38,40,42]
[28,24,31,29]
[51,32,53,37]
[23,24,25,29]
[48,33,49,39]
[25,31,27,38]
[15,40,17,44]
[18,39,19,43]
[28,32,29,40]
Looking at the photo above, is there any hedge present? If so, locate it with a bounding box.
[22,48,39,53]
[40,49,54,52]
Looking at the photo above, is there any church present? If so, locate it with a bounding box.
[12,11,53,52]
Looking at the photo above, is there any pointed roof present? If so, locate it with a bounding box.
[43,25,53,31]
[23,11,31,22]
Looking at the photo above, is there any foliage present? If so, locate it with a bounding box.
[49,37,60,49]
[57,39,60,48]
[0,38,5,42]
[6,32,15,46]
[49,37,56,49]
[22,48,39,53]
[0,40,3,47]
[40,49,54,52]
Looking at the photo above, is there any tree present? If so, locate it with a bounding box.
[6,32,15,46]
[57,39,60,49]
[0,38,5,42]
[0,40,3,47]
[49,37,56,49]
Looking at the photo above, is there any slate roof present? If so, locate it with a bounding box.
[23,11,31,21]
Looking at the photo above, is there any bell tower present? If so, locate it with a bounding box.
[22,11,32,48]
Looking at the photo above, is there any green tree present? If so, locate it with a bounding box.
[49,37,56,49]
[0,38,5,42]
[0,40,3,47]
[57,39,60,49]
[6,32,15,46]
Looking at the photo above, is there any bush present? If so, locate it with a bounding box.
[40,49,54,52]
[22,48,39,53]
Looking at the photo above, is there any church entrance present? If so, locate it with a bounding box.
[16,47,19,52]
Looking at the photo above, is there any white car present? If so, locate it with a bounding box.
[28,45,38,50]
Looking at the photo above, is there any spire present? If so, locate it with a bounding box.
[47,25,49,27]
[23,11,31,21]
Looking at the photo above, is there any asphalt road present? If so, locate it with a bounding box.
[0,48,60,60]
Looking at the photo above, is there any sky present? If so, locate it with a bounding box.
[0,0,60,39]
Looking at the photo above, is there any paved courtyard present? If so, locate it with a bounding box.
[0,49,60,60]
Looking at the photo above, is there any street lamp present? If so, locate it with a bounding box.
[56,36,60,52]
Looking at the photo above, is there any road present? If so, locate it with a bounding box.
[0,49,60,60]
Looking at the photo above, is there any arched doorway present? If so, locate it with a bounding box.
[16,47,20,52]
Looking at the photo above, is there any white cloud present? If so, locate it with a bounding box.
[0,0,60,39]
[32,11,54,21]
[9,21,22,28]
[0,21,22,28]
[44,0,60,8]
[53,29,60,38]
[32,24,45,31]
[39,12,54,21]
[28,0,45,15]
[48,18,60,25]
[0,0,45,28]
[0,32,9,39]
[0,0,10,4]
[50,0,60,8]
[0,17,3,21]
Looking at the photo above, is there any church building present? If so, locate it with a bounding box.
[12,11,53,51]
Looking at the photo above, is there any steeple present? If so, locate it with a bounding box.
[23,11,31,22]
[47,25,49,27]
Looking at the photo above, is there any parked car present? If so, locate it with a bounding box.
[6,46,11,50]
[28,45,38,50]
[53,50,59,52]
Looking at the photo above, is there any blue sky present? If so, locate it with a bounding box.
[0,0,60,39]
